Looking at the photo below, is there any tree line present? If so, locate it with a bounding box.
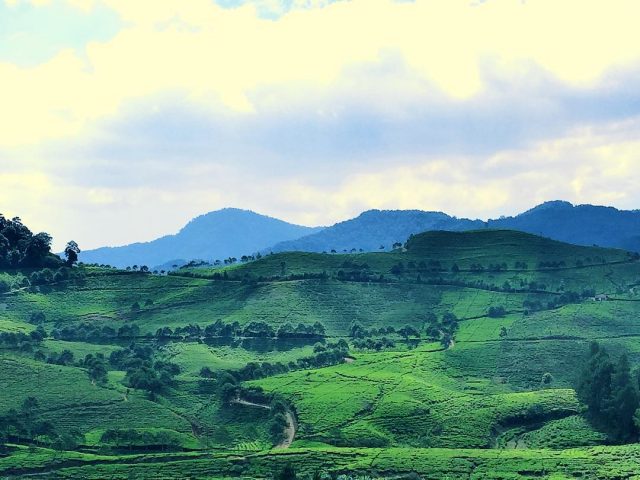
[0,214,80,269]
[155,320,326,341]
[207,340,349,384]
[349,313,459,349]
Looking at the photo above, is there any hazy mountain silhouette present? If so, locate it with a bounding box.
[79,208,322,268]
[81,201,640,268]
[270,201,640,253]
[269,210,482,253]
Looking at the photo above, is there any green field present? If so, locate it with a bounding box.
[2,230,640,478]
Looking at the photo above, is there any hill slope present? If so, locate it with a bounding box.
[3,229,640,478]
[79,208,322,268]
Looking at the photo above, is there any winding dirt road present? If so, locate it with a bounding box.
[231,397,296,448]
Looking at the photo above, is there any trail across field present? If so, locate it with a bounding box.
[231,397,296,448]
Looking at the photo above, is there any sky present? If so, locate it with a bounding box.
[1,0,640,251]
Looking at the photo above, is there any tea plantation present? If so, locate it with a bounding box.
[2,230,640,478]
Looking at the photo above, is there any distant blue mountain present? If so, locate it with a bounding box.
[269,210,482,253]
[489,201,640,251]
[79,208,322,268]
[269,201,640,254]
[81,201,640,269]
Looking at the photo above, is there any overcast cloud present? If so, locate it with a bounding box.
[1,0,640,250]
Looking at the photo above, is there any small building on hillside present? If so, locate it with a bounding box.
[593,294,609,302]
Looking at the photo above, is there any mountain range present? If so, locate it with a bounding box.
[79,201,640,268]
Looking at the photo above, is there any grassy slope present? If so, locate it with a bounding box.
[2,230,640,477]
[1,444,640,479]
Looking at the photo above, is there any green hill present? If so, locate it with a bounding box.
[2,229,640,478]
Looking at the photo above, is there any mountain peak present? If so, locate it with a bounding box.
[80,208,321,268]
[523,200,574,214]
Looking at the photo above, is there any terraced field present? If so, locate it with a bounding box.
[2,230,640,478]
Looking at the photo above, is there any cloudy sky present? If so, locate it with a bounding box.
[2,0,640,250]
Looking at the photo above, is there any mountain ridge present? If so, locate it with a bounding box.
[80,201,640,268]
[79,208,323,268]
[270,201,640,254]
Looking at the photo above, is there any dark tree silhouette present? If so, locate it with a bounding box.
[64,241,80,266]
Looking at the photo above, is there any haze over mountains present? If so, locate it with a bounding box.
[79,208,322,269]
[80,201,640,268]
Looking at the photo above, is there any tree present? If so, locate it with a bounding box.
[606,354,639,441]
[22,232,53,267]
[63,241,80,266]
[577,343,640,441]
[577,342,613,415]
[269,413,288,444]
[221,383,239,403]
[275,463,297,480]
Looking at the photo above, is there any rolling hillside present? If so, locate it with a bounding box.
[3,228,640,478]
[79,208,322,269]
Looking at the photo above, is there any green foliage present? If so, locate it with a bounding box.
[274,463,297,480]
[99,429,182,451]
[487,305,506,317]
[0,215,62,268]
[3,229,640,477]
[63,241,80,267]
[577,342,639,441]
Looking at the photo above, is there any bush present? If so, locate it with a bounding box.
[488,306,507,318]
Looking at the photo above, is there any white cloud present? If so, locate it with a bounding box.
[269,118,640,224]
[2,0,640,249]
[2,0,640,148]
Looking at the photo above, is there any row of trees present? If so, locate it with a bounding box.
[349,313,458,348]
[99,428,181,452]
[49,318,328,348]
[351,337,396,351]
[155,320,326,341]
[384,258,612,276]
[0,266,86,294]
[0,328,46,349]
[523,289,595,314]
[349,323,420,340]
[219,340,349,382]
[51,322,140,341]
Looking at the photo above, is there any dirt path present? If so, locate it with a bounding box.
[231,397,297,448]
[233,398,271,410]
[278,411,296,448]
